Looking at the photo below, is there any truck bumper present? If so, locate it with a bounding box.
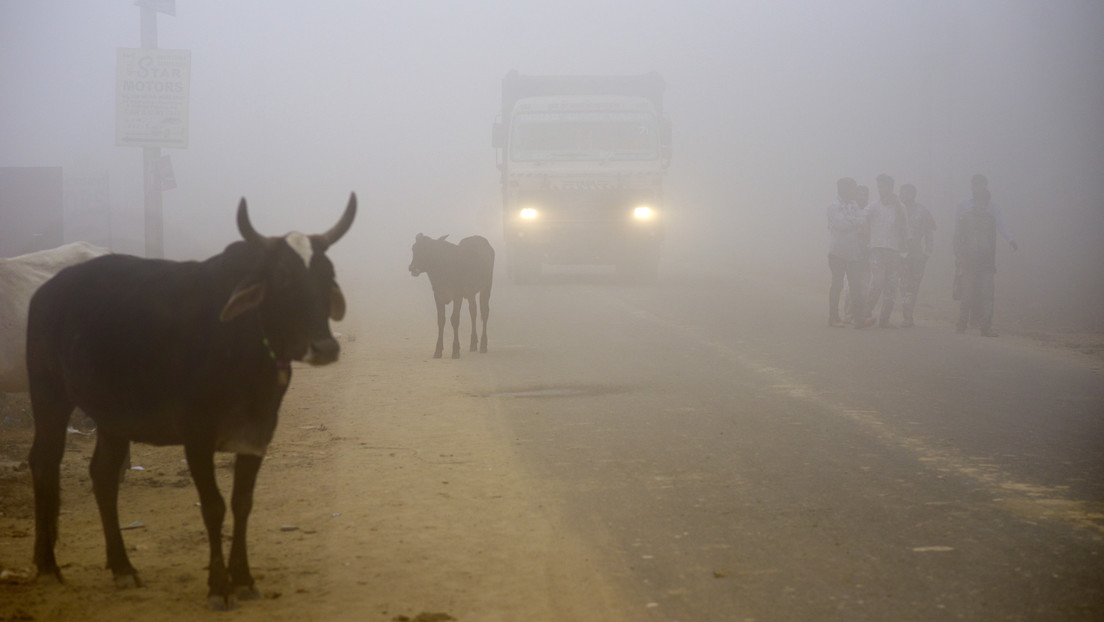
[507,220,662,265]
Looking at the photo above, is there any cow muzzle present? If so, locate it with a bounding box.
[303,337,340,366]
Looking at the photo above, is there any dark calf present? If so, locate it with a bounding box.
[409,234,494,358]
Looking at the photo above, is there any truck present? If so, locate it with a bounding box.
[492,71,671,282]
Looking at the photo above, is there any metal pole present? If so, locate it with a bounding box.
[140,5,163,258]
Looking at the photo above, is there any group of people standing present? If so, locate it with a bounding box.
[827,173,1016,334]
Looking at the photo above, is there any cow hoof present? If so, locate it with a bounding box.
[479,346,487,353]
[451,352,460,359]
[208,593,238,611]
[114,573,142,589]
[433,351,443,359]
[235,584,261,601]
[36,567,65,584]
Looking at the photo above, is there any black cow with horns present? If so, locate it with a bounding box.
[26,193,357,610]
[409,233,494,359]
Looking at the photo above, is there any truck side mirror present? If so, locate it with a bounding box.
[492,121,506,148]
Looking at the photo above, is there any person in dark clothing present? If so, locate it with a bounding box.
[899,184,935,327]
[953,186,1000,336]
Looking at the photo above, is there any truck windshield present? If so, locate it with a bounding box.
[510,111,659,161]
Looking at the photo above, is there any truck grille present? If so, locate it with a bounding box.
[535,190,627,222]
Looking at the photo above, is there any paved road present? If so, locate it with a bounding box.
[456,269,1104,621]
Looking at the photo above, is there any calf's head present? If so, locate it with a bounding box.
[219,193,357,366]
[408,233,448,277]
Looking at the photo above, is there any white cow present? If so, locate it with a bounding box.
[1,241,110,392]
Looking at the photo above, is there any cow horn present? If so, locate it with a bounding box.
[317,193,357,248]
[236,198,271,248]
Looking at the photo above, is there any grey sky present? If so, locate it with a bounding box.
[2,1,1102,325]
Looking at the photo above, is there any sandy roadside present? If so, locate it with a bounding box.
[294,287,640,622]
[0,280,637,622]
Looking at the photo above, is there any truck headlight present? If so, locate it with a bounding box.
[520,207,538,220]
[633,205,655,221]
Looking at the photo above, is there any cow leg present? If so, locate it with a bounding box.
[451,298,462,359]
[479,288,490,353]
[90,432,141,588]
[227,454,263,601]
[184,443,234,610]
[434,300,446,358]
[28,387,72,583]
[468,295,478,352]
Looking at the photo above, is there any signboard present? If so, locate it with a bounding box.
[116,48,190,148]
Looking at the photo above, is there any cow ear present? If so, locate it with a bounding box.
[437,234,449,242]
[329,283,346,321]
[220,281,267,322]
[416,233,425,240]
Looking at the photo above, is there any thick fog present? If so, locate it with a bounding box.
[2,1,1102,328]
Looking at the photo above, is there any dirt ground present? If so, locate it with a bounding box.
[0,282,636,622]
[2,274,1102,622]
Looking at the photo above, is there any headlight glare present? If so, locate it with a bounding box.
[633,205,655,220]
[520,207,538,220]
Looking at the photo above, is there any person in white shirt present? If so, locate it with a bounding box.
[865,174,907,327]
[826,177,869,328]
[842,184,872,326]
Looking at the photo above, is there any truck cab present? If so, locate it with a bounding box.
[494,72,671,282]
